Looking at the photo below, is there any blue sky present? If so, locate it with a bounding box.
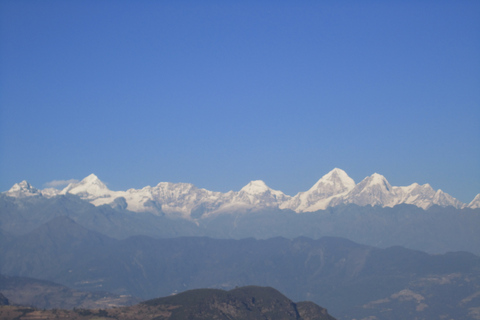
[1,1,479,203]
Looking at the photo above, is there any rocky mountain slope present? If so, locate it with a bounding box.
[4,169,477,220]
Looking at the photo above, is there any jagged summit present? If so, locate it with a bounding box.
[2,169,473,217]
[7,180,40,196]
[8,180,36,193]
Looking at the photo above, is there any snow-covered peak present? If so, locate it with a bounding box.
[310,168,356,193]
[433,189,464,209]
[369,173,391,188]
[60,173,112,201]
[279,168,355,212]
[237,179,287,200]
[343,173,394,207]
[352,173,393,194]
[322,167,352,181]
[240,180,272,195]
[82,173,102,184]
[6,180,40,197]
[468,194,480,209]
[3,168,471,217]
[8,180,36,193]
[209,179,289,214]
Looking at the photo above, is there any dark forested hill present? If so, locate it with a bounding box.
[0,286,336,320]
[142,286,336,320]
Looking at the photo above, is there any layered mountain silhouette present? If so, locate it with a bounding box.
[2,170,480,319]
[1,216,479,319]
[1,189,479,254]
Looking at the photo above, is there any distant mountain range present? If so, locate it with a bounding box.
[2,170,480,319]
[5,169,479,220]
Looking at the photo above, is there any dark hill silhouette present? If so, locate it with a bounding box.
[143,286,335,320]
[0,286,336,320]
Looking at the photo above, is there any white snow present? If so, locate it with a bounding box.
[240,180,271,194]
[2,169,472,217]
[468,194,480,209]
[6,180,40,197]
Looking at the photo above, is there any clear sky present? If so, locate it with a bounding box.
[1,1,479,203]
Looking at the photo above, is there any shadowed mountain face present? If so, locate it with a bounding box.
[0,286,336,320]
[1,216,480,319]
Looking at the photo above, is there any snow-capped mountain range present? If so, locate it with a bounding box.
[4,168,479,219]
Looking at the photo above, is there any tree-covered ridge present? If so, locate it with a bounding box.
[0,286,336,320]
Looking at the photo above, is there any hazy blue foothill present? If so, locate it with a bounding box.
[1,214,480,319]
[1,193,479,254]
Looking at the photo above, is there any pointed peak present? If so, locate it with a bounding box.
[312,168,355,189]
[76,173,107,189]
[82,173,101,183]
[240,180,271,194]
[323,168,349,177]
[369,173,389,184]
[61,173,109,195]
[356,172,392,191]
[330,167,348,174]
